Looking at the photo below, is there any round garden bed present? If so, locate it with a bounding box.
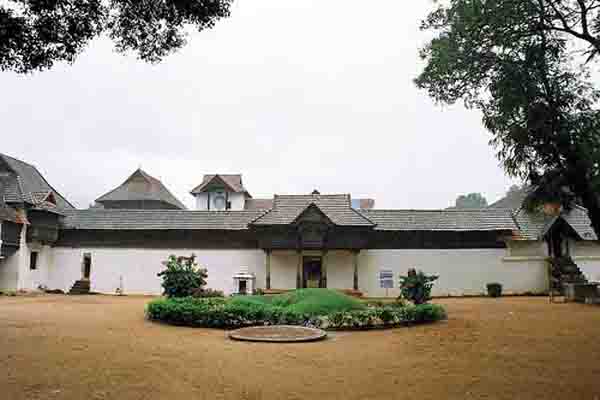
[229,325,327,342]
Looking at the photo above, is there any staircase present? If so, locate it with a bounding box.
[69,280,91,295]
[548,256,587,300]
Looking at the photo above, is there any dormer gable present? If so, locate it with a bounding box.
[293,203,334,226]
[191,174,251,211]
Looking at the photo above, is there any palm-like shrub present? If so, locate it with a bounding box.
[399,269,439,305]
[157,254,207,298]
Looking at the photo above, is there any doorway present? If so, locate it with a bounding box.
[82,253,92,280]
[303,256,323,288]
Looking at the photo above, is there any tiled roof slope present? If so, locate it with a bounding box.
[488,187,532,209]
[490,186,598,241]
[0,153,74,210]
[96,169,186,210]
[61,210,265,230]
[362,209,517,231]
[513,206,598,241]
[252,194,375,227]
[244,198,274,210]
[190,174,250,196]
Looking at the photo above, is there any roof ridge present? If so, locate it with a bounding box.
[364,208,510,212]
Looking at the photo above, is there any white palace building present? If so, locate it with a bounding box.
[1,153,600,297]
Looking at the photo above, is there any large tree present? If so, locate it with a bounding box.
[0,0,233,73]
[416,0,600,236]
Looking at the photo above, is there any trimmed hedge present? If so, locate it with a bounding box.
[146,297,446,330]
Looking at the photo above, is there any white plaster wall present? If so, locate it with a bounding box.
[326,250,354,289]
[572,241,600,282]
[270,250,297,289]
[359,249,548,298]
[194,192,246,211]
[229,193,246,211]
[508,241,546,257]
[18,242,53,290]
[50,248,265,295]
[195,193,209,210]
[0,249,19,291]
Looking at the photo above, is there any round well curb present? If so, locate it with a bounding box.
[229,325,327,343]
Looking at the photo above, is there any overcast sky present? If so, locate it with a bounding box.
[0,0,517,210]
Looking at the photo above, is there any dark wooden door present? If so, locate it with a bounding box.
[303,257,322,288]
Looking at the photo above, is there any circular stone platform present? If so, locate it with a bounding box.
[229,325,327,343]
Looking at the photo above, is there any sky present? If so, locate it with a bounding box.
[0,0,517,210]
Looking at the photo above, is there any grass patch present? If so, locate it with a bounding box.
[270,288,366,315]
[229,289,366,315]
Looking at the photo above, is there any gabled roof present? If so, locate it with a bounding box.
[61,209,264,230]
[251,194,375,227]
[190,174,251,197]
[513,205,598,241]
[362,208,518,232]
[96,169,186,210]
[490,186,598,241]
[0,153,75,210]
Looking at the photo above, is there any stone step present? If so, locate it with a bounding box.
[69,280,91,295]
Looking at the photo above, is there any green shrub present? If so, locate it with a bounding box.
[146,294,447,330]
[399,269,439,305]
[192,288,225,298]
[157,254,207,298]
[486,283,503,298]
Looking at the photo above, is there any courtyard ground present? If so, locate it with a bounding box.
[1,295,599,400]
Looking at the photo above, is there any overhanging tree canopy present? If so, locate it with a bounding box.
[0,0,233,73]
[416,0,600,236]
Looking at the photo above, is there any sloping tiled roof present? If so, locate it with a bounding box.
[252,194,375,227]
[190,174,250,196]
[0,153,74,210]
[61,210,264,230]
[96,169,186,210]
[361,208,518,232]
[513,206,598,241]
[244,198,274,211]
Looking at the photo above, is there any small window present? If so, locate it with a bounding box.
[379,269,394,289]
[30,252,38,270]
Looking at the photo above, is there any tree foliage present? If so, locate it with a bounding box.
[454,192,488,208]
[157,254,207,298]
[0,0,233,73]
[416,0,600,236]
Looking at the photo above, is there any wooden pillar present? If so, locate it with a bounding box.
[353,250,360,291]
[296,250,303,289]
[321,250,328,288]
[265,249,271,290]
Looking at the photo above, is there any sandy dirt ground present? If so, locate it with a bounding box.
[1,295,600,400]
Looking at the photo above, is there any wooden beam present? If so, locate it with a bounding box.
[265,249,271,290]
[321,250,328,288]
[296,250,303,289]
[353,250,360,291]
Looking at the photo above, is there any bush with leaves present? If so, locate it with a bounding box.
[192,288,225,299]
[399,269,439,305]
[146,294,447,330]
[157,254,207,298]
